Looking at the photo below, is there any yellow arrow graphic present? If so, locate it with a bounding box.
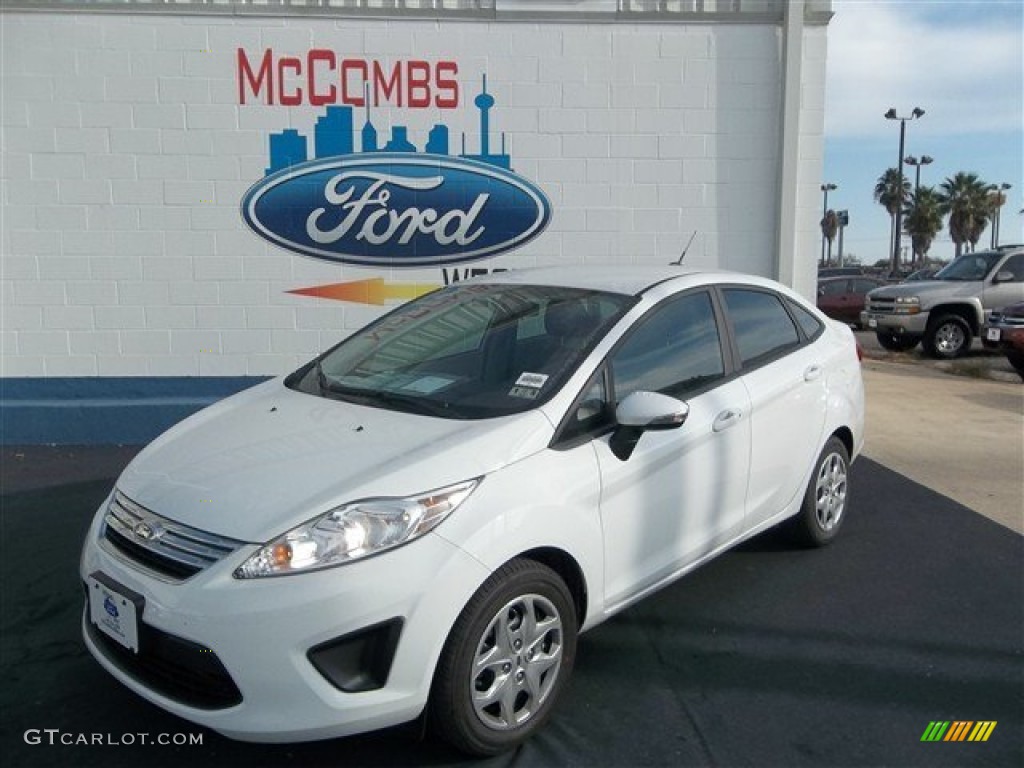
[287,278,439,305]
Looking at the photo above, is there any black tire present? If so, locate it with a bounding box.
[923,314,972,359]
[875,331,919,352]
[787,436,850,547]
[429,559,577,757]
[1006,350,1024,380]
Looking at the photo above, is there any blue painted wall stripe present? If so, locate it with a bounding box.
[1,377,270,446]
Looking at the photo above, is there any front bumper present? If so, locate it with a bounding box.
[860,310,928,335]
[982,324,1024,352]
[79,495,490,742]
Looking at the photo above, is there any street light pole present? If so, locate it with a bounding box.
[992,182,1012,248]
[885,107,925,274]
[820,182,837,266]
[904,154,933,193]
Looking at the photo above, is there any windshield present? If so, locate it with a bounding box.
[934,252,1003,282]
[286,283,634,419]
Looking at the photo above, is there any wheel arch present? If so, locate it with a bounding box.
[928,302,981,334]
[517,547,589,631]
[830,426,854,460]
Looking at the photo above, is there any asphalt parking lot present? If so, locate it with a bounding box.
[1,363,1022,768]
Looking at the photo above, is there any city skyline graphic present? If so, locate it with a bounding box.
[266,73,512,175]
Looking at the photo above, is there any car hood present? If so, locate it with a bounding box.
[869,279,980,299]
[117,379,554,542]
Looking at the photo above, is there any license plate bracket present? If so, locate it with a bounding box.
[88,572,143,654]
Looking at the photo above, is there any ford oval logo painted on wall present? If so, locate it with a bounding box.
[241,153,551,268]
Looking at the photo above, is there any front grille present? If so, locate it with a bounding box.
[102,491,245,581]
[868,298,896,312]
[85,601,242,710]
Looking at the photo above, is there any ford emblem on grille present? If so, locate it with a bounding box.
[133,521,160,541]
[241,153,551,268]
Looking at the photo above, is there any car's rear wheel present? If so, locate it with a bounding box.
[923,314,972,359]
[429,558,577,757]
[875,331,919,352]
[788,436,850,547]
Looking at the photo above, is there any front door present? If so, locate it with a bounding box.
[592,290,751,610]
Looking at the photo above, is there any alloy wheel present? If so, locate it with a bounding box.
[470,593,564,731]
[815,451,847,532]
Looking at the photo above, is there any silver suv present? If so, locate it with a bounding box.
[861,246,1024,358]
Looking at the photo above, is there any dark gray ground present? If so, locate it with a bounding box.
[1,446,1021,767]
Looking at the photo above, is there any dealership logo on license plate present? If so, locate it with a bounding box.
[88,575,140,653]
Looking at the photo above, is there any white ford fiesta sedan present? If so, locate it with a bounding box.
[81,266,864,755]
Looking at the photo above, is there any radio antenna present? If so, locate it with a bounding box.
[671,231,698,266]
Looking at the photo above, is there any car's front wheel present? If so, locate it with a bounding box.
[875,330,920,352]
[1006,350,1024,380]
[788,436,850,547]
[429,558,577,756]
[923,314,972,359]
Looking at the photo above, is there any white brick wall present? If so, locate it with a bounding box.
[1,10,825,378]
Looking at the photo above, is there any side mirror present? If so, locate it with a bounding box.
[616,391,689,430]
[993,270,1016,284]
[610,391,689,461]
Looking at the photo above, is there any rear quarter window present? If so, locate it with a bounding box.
[787,299,825,341]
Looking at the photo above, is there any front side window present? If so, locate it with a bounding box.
[287,283,633,419]
[723,289,800,367]
[995,253,1024,282]
[610,291,725,401]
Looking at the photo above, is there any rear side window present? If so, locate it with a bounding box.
[723,289,800,366]
[818,280,849,296]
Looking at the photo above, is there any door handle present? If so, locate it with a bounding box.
[804,364,823,382]
[713,409,742,432]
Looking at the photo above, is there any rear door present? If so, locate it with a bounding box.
[720,288,827,529]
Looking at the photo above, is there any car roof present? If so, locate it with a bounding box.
[819,275,883,283]
[472,265,768,297]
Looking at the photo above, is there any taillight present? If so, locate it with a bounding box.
[855,340,864,362]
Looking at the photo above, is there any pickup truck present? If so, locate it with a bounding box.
[861,245,1024,359]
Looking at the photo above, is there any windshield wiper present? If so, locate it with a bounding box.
[314,359,329,394]
[317,381,455,418]
[362,391,456,418]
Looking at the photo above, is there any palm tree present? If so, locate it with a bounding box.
[820,209,839,264]
[938,173,992,257]
[903,186,944,266]
[874,168,911,265]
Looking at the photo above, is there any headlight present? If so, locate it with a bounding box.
[234,479,479,578]
[893,296,921,314]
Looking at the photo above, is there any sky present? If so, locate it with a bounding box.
[823,0,1023,266]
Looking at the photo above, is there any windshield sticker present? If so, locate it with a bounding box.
[508,385,541,400]
[515,372,549,389]
[402,376,456,394]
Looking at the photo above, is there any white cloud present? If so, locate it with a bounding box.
[824,0,1023,138]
